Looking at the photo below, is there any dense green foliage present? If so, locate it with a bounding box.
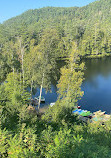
[1,43,111,157]
[0,0,111,157]
[2,0,111,55]
[1,102,111,157]
[0,0,111,82]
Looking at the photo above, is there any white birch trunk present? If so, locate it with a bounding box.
[18,37,25,90]
[38,73,44,110]
[31,79,33,97]
[21,52,24,88]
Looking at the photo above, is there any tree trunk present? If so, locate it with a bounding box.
[38,73,44,110]
[20,72,22,91]
[21,50,25,89]
[18,37,25,90]
[31,79,33,97]
[12,67,14,75]
[13,67,15,92]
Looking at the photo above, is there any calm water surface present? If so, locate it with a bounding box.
[79,56,111,114]
[34,56,111,114]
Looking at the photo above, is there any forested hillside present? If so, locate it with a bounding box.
[0,0,111,98]
[2,0,111,56]
[1,0,111,157]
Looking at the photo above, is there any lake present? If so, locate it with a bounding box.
[33,56,111,114]
[79,56,111,114]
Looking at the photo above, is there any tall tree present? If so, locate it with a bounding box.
[32,28,59,109]
[57,42,84,107]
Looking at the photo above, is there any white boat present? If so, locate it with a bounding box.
[50,102,55,107]
[35,96,45,102]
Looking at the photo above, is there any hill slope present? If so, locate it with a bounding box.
[1,0,111,57]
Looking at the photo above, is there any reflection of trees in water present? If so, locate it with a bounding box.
[33,56,111,94]
[50,60,66,88]
[51,57,111,90]
[32,60,66,95]
[83,56,111,81]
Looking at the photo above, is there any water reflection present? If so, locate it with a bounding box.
[32,60,66,107]
[33,56,111,114]
[79,56,111,114]
[83,56,111,80]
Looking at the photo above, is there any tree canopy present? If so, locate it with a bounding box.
[1,0,111,157]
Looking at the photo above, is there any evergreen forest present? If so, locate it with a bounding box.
[1,0,111,157]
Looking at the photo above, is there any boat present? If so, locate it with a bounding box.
[35,96,45,103]
[50,102,55,107]
[72,109,92,116]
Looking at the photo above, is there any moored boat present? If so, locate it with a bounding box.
[50,102,55,107]
[35,96,45,103]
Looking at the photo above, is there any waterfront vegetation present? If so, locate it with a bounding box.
[1,0,111,157]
